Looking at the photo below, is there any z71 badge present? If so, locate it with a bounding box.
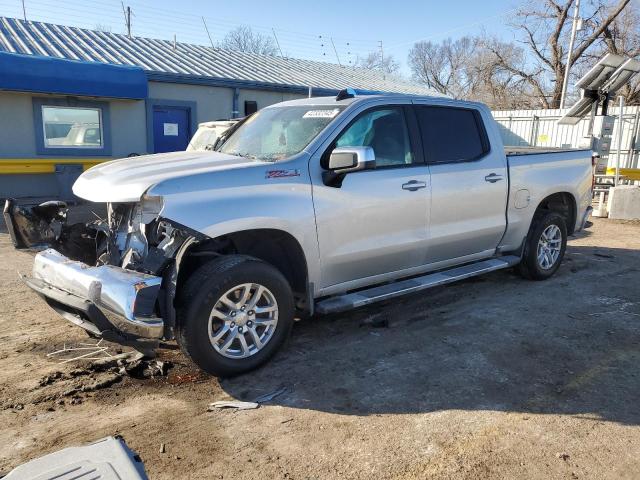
[266,169,301,179]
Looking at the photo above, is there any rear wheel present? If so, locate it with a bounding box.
[176,255,294,377]
[517,211,567,280]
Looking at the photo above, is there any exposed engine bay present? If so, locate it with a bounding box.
[3,198,207,350]
[4,198,193,276]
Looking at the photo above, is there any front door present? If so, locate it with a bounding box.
[153,106,190,153]
[312,106,430,291]
[414,103,508,265]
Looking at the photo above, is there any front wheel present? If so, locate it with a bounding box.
[176,256,294,377]
[517,211,567,280]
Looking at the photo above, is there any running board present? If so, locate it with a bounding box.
[315,256,521,314]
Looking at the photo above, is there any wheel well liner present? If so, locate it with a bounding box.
[534,192,577,234]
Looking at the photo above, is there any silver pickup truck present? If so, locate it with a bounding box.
[4,90,593,376]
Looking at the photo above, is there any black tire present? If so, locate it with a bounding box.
[176,255,294,377]
[517,211,567,281]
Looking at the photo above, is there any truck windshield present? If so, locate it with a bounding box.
[219,105,345,161]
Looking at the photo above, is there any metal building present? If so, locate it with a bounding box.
[0,17,437,200]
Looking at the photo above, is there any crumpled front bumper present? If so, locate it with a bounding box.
[26,249,165,341]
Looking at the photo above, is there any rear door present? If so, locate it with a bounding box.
[414,103,508,265]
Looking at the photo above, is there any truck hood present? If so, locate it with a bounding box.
[73,151,258,202]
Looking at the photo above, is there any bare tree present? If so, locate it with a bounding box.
[498,0,632,108]
[408,37,479,98]
[596,3,640,104]
[407,36,536,108]
[472,38,541,109]
[94,24,112,33]
[219,25,278,56]
[354,51,400,75]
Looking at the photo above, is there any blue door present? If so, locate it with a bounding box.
[153,106,190,153]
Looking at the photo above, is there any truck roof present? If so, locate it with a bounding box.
[268,92,479,110]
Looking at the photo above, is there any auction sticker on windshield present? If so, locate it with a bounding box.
[303,109,340,119]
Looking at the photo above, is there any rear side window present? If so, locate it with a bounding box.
[416,106,488,163]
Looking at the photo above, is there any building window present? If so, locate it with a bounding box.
[33,98,112,156]
[42,106,103,149]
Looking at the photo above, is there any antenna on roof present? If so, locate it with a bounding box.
[202,17,215,49]
[21,0,27,21]
[330,37,341,67]
[121,2,132,39]
[272,29,284,58]
[173,34,177,52]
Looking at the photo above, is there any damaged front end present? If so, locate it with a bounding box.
[4,198,199,354]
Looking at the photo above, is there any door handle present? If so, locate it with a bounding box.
[402,180,427,191]
[484,173,503,183]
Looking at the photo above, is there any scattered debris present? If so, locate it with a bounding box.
[122,358,169,379]
[254,385,291,404]
[32,351,171,405]
[208,400,260,411]
[208,385,293,412]
[159,443,166,454]
[47,339,114,363]
[593,252,614,259]
[557,453,570,461]
[2,436,149,479]
[280,418,294,424]
[91,352,145,370]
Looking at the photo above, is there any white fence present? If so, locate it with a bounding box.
[492,107,640,173]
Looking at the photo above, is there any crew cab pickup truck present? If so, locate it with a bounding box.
[4,89,593,376]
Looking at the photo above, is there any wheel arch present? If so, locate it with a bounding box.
[533,191,577,234]
[177,228,310,313]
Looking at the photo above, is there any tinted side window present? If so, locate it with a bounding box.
[335,107,413,167]
[416,106,487,163]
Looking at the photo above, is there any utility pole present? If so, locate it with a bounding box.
[21,0,27,21]
[202,17,214,49]
[121,2,132,39]
[615,95,625,186]
[560,0,581,109]
[330,37,341,66]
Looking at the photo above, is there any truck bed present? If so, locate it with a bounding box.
[505,146,591,156]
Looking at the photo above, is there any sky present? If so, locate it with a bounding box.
[0,0,520,75]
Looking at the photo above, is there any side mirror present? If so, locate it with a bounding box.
[323,146,376,187]
[328,146,376,173]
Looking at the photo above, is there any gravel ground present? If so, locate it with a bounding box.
[1,215,639,479]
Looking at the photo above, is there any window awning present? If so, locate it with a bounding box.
[0,52,148,99]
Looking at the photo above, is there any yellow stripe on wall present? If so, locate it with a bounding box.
[605,167,640,181]
[0,158,110,174]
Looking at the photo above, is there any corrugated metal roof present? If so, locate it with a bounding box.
[0,17,439,96]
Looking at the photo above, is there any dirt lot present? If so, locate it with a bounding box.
[1,216,640,479]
